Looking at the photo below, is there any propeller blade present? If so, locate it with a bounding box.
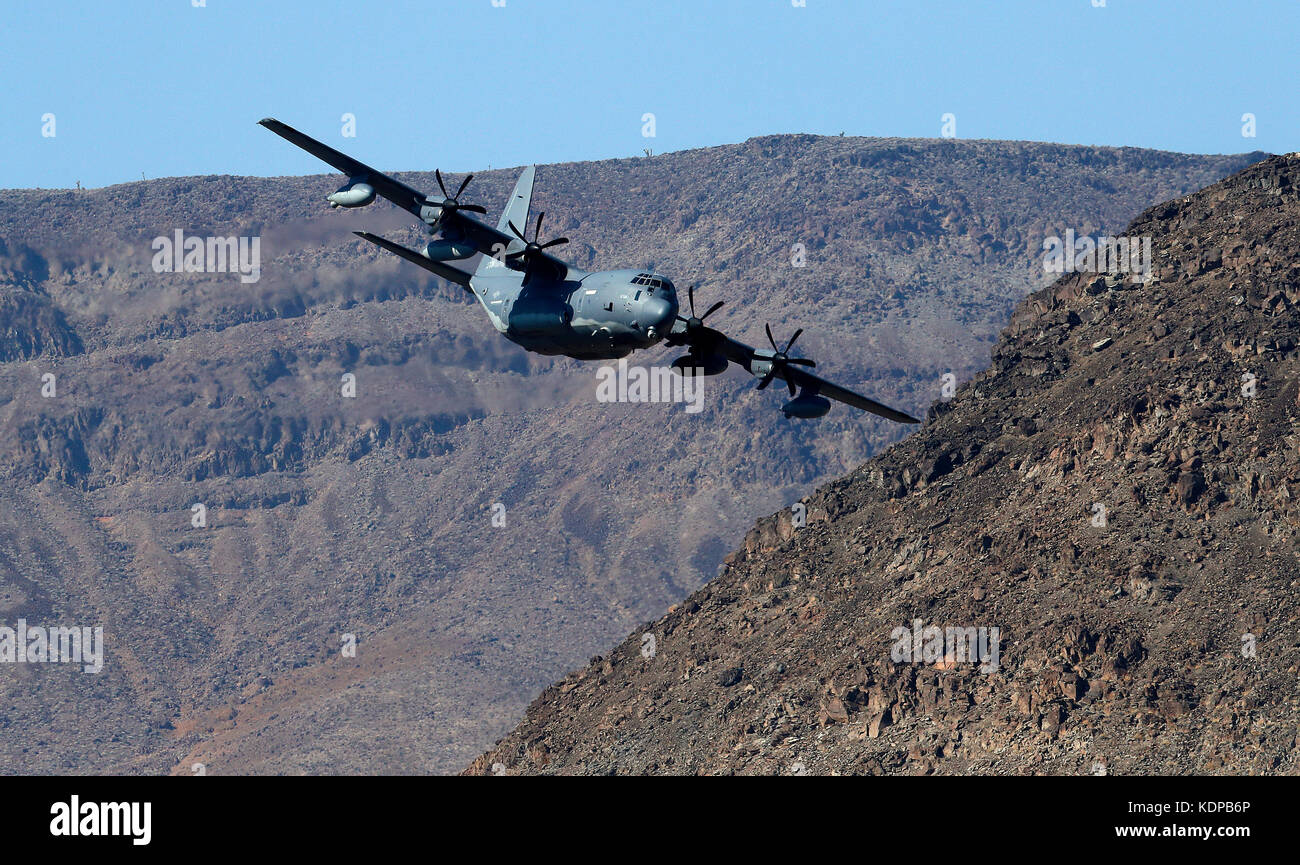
[456,174,473,198]
[436,169,449,198]
[688,285,696,317]
[539,237,569,249]
[534,212,545,240]
[701,300,724,320]
[757,324,818,396]
[459,204,487,214]
[508,221,527,242]
[757,375,773,391]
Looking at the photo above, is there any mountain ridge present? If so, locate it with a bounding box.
[468,152,1300,776]
[0,136,1268,774]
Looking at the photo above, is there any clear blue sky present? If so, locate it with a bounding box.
[2,0,1295,189]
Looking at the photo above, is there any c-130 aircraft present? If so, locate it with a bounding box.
[260,118,919,423]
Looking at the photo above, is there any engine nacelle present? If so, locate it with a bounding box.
[423,239,477,261]
[781,391,831,419]
[419,203,445,225]
[671,353,728,376]
[326,178,375,208]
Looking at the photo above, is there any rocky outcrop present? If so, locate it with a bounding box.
[469,154,1300,776]
[0,137,1266,774]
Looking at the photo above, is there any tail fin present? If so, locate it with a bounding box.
[498,165,535,234]
[475,166,535,279]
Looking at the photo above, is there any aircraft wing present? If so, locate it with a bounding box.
[259,118,570,283]
[674,324,920,423]
[782,363,922,423]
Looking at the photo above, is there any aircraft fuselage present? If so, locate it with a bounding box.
[469,266,679,359]
[257,117,921,424]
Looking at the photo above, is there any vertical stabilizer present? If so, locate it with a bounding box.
[498,165,535,234]
[475,165,535,279]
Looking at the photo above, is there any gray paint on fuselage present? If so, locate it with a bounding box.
[468,266,678,359]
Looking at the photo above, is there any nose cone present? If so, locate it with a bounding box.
[641,296,676,338]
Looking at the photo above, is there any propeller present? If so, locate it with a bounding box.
[757,324,817,395]
[424,169,487,219]
[679,284,724,338]
[506,212,569,266]
[669,285,728,374]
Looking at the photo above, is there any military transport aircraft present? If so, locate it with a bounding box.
[260,118,919,423]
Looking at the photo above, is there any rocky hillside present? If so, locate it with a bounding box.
[0,136,1263,774]
[469,154,1300,776]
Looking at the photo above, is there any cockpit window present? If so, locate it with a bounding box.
[632,273,674,295]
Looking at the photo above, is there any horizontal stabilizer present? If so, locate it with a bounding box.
[353,231,473,290]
